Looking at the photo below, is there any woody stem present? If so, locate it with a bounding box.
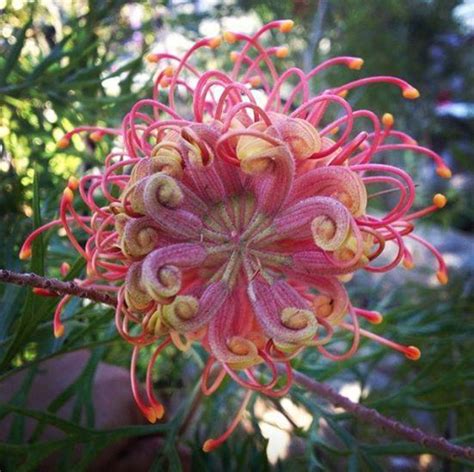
[0,268,117,306]
[291,368,474,461]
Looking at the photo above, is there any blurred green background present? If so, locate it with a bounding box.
[0,0,473,470]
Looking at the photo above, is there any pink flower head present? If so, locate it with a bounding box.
[21,20,451,451]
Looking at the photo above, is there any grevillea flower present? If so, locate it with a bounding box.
[20,20,451,451]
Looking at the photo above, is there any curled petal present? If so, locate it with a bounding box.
[162,295,199,327]
[332,223,365,267]
[144,172,183,209]
[142,173,203,239]
[180,125,229,203]
[291,166,367,217]
[274,196,352,251]
[213,335,262,370]
[269,112,321,160]
[297,274,349,325]
[115,288,155,346]
[114,212,130,236]
[252,144,295,215]
[248,279,318,347]
[152,151,183,179]
[161,281,228,332]
[235,123,283,175]
[146,308,170,337]
[312,214,348,251]
[141,244,207,302]
[125,262,153,311]
[297,137,341,174]
[145,265,181,302]
[208,295,262,369]
[290,248,361,276]
[121,217,161,258]
[129,159,155,186]
[151,133,184,178]
[274,307,318,352]
[181,125,216,168]
[183,163,228,205]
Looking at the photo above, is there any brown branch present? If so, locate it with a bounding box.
[291,369,474,461]
[0,269,116,306]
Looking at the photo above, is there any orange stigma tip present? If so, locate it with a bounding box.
[279,20,294,33]
[349,58,364,70]
[382,113,394,127]
[403,87,420,100]
[371,312,383,324]
[163,66,174,77]
[54,324,65,338]
[433,193,447,208]
[145,409,157,424]
[89,131,103,142]
[330,126,339,135]
[67,176,79,190]
[249,76,261,87]
[159,77,171,88]
[229,51,239,62]
[338,89,348,98]
[19,247,32,260]
[208,36,221,49]
[62,187,74,203]
[57,137,70,149]
[276,46,289,58]
[154,404,165,420]
[202,439,217,453]
[405,346,421,361]
[223,31,237,44]
[436,166,452,179]
[403,258,415,270]
[436,270,448,285]
[146,53,159,63]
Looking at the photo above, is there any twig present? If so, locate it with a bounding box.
[291,369,474,461]
[0,269,116,306]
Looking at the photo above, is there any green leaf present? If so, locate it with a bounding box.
[0,19,33,86]
[26,34,73,82]
[0,403,96,436]
[0,167,46,370]
[2,365,38,442]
